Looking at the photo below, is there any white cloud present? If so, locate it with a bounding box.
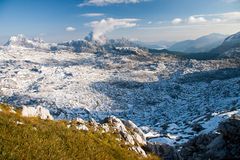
[87,18,139,43]
[219,12,240,22]
[170,11,240,26]
[171,18,183,25]
[81,13,105,17]
[65,27,76,32]
[79,0,148,6]
[132,11,240,42]
[188,16,207,24]
[193,11,240,23]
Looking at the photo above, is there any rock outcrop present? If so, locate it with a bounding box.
[102,116,147,146]
[101,116,147,157]
[180,115,240,160]
[65,116,148,157]
[144,142,181,160]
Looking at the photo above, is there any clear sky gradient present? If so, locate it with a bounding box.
[0,0,239,44]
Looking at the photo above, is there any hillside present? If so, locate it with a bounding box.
[169,33,227,53]
[0,104,159,160]
[210,32,240,58]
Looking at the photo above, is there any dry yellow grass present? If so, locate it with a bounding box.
[0,104,159,160]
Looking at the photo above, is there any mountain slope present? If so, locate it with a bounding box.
[0,104,158,160]
[210,32,240,58]
[169,33,227,53]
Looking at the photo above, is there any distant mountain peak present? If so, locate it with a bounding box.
[5,34,28,46]
[224,31,240,43]
[4,34,50,50]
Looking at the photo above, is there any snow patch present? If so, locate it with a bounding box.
[149,137,175,146]
[200,110,240,134]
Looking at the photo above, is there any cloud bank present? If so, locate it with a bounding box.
[79,0,148,6]
[87,18,139,43]
[188,16,207,24]
[171,11,240,25]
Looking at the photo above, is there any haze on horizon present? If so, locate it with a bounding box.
[0,0,240,44]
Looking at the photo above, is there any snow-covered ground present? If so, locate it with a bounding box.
[0,43,240,145]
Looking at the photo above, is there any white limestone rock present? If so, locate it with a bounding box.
[76,117,85,124]
[101,123,110,133]
[22,106,54,120]
[76,124,89,131]
[130,146,147,157]
[123,120,146,145]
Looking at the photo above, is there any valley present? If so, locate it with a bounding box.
[0,33,240,148]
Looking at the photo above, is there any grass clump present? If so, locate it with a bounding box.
[0,104,159,160]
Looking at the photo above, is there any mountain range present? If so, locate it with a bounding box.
[4,32,240,59]
[210,32,240,58]
[168,33,228,53]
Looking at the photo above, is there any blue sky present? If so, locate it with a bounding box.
[0,0,240,44]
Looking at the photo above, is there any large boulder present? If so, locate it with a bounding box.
[22,106,54,120]
[122,120,146,145]
[103,116,128,133]
[76,124,89,131]
[103,116,136,145]
[102,116,147,145]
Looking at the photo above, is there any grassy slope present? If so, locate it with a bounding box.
[0,104,159,160]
